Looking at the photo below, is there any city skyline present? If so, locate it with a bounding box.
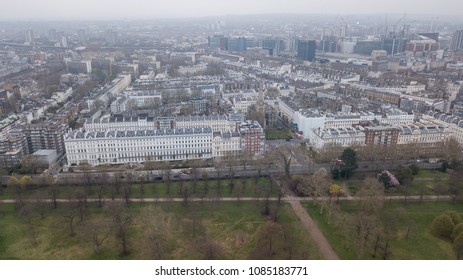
[1,0,463,21]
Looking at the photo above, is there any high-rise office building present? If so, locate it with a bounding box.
[48,29,57,42]
[25,29,34,43]
[208,35,228,50]
[450,30,463,51]
[297,40,316,61]
[78,29,86,44]
[227,37,247,52]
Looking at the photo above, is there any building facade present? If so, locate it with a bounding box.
[65,128,214,165]
[297,40,316,61]
[238,121,265,156]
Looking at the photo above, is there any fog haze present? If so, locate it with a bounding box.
[2,0,463,20]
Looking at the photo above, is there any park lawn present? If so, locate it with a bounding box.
[345,181,360,195]
[414,170,449,179]
[129,177,276,198]
[0,177,277,202]
[303,201,463,260]
[265,129,291,140]
[0,200,319,260]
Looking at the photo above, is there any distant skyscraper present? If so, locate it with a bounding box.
[106,29,118,45]
[25,29,33,43]
[208,35,228,50]
[78,29,86,44]
[48,29,57,42]
[227,37,247,52]
[319,35,338,52]
[58,32,68,47]
[450,30,463,51]
[297,40,316,61]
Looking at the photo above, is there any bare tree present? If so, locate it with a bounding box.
[80,220,113,254]
[105,201,131,256]
[251,221,285,259]
[136,206,176,259]
[433,178,448,203]
[63,201,76,237]
[74,188,88,223]
[356,177,385,213]
[97,173,110,208]
[201,171,209,195]
[201,239,224,260]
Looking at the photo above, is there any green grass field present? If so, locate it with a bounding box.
[304,201,463,260]
[0,177,279,202]
[414,170,449,179]
[0,200,320,260]
[265,129,292,140]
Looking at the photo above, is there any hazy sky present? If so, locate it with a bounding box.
[2,0,463,20]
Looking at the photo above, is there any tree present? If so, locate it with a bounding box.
[329,184,345,203]
[394,165,414,186]
[8,175,32,207]
[394,207,416,240]
[74,188,88,223]
[135,173,144,196]
[20,156,45,174]
[163,166,172,195]
[271,146,292,177]
[201,171,209,195]
[452,223,463,241]
[442,138,462,166]
[136,206,176,259]
[433,179,448,202]
[449,166,463,203]
[431,214,455,239]
[30,190,49,219]
[339,148,358,178]
[356,177,385,213]
[201,239,224,260]
[409,164,419,175]
[105,201,131,256]
[316,143,343,163]
[352,212,378,259]
[251,222,285,259]
[48,180,60,209]
[96,173,109,208]
[453,233,463,260]
[444,211,462,226]
[123,182,132,207]
[63,201,76,237]
[81,220,112,254]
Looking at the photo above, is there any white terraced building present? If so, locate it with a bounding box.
[212,131,241,158]
[293,109,414,140]
[310,122,451,151]
[311,126,366,150]
[422,112,463,146]
[175,115,235,132]
[84,115,156,132]
[84,114,236,133]
[65,128,213,165]
[396,122,451,146]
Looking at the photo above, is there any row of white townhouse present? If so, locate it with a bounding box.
[64,127,246,166]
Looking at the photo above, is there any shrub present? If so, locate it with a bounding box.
[444,211,462,226]
[431,214,455,238]
[453,233,463,260]
[452,223,463,241]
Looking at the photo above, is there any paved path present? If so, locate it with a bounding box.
[0,194,452,204]
[288,199,339,260]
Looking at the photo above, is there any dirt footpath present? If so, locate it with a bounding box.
[288,200,339,260]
